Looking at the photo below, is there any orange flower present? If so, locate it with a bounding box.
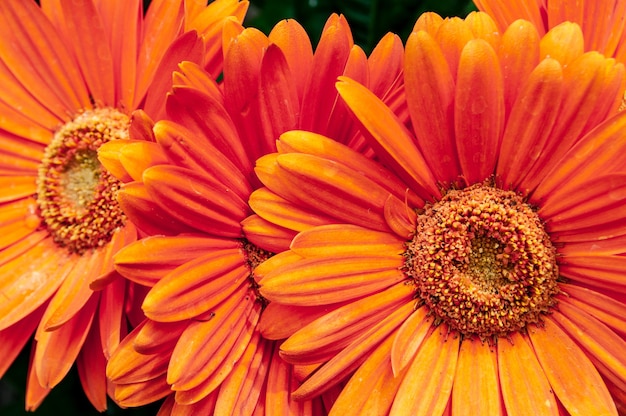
[0,0,247,411]
[474,0,626,63]
[102,14,404,414]
[252,12,626,415]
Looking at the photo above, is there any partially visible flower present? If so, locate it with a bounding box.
[0,0,247,410]
[252,12,626,415]
[102,14,404,414]
[474,0,626,63]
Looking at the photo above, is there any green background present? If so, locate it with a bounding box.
[0,0,475,414]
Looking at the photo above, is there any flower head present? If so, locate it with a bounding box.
[253,12,626,415]
[103,14,403,414]
[0,0,247,410]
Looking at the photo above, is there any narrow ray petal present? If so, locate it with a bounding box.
[527,318,617,415]
[497,331,558,415]
[144,165,250,237]
[259,302,345,340]
[539,22,584,66]
[290,224,405,258]
[143,249,249,322]
[34,296,97,389]
[452,337,502,416]
[76,319,107,411]
[114,234,240,287]
[559,255,626,293]
[405,30,460,183]
[559,283,626,336]
[390,306,433,376]
[240,214,297,253]
[294,301,415,401]
[260,255,404,306]
[114,375,172,407]
[455,38,504,185]
[336,77,440,200]
[390,325,460,416]
[279,283,414,364]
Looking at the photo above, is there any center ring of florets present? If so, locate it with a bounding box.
[404,182,560,338]
[36,108,129,255]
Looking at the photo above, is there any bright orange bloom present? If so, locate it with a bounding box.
[252,12,626,416]
[102,14,403,415]
[474,0,626,63]
[0,0,247,410]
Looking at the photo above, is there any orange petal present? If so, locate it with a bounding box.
[165,83,252,176]
[405,30,460,184]
[259,255,404,306]
[143,249,249,322]
[0,176,37,203]
[464,11,500,49]
[118,181,196,236]
[143,165,249,237]
[539,22,584,66]
[0,303,45,378]
[497,331,558,415]
[41,251,104,331]
[454,38,504,185]
[268,19,313,104]
[553,303,626,390]
[0,241,72,330]
[76,318,107,412]
[298,14,352,135]
[496,57,563,190]
[120,141,170,182]
[240,214,297,253]
[473,0,544,34]
[114,234,239,287]
[294,301,415,401]
[248,186,338,233]
[252,249,303,285]
[279,283,414,365]
[527,318,617,415]
[60,0,115,105]
[558,255,626,294]
[274,152,394,232]
[214,332,270,415]
[135,319,188,355]
[0,0,90,114]
[390,306,432,376]
[106,320,169,384]
[277,130,423,208]
[153,119,252,201]
[290,223,405,258]
[384,194,417,239]
[98,276,126,359]
[169,296,260,398]
[336,77,440,200]
[499,19,540,113]
[97,140,135,183]
[25,342,51,411]
[329,335,401,416]
[259,302,344,341]
[531,109,626,205]
[390,324,460,416]
[433,17,474,82]
[34,296,98,389]
[559,283,626,336]
[452,337,503,416]
[114,375,172,407]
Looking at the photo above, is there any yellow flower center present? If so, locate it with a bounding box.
[36,108,129,255]
[404,183,560,339]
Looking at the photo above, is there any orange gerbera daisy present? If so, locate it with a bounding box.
[251,12,626,416]
[0,0,247,410]
[474,0,626,63]
[102,14,404,414]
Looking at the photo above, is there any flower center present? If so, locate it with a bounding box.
[36,108,129,255]
[404,183,560,338]
[243,240,273,307]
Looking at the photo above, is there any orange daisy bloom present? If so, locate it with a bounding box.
[252,12,626,416]
[102,14,404,414]
[474,0,626,63]
[0,0,247,410]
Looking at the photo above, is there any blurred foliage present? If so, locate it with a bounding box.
[245,0,477,53]
[2,0,474,415]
